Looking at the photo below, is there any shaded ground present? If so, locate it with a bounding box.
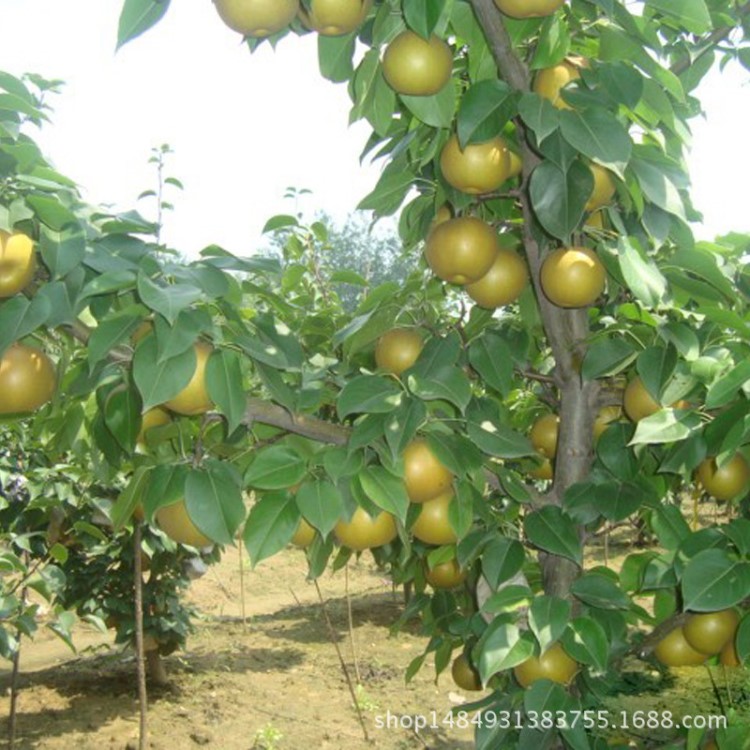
[0,548,475,750]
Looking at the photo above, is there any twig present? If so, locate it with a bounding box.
[313,579,370,744]
[239,542,247,631]
[134,522,148,750]
[345,563,362,685]
[8,552,30,750]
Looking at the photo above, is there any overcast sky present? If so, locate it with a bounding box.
[2,0,749,257]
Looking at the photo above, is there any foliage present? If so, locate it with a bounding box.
[2,0,750,747]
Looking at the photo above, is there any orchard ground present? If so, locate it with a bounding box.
[1,499,747,750]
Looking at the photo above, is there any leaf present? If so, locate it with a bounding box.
[357,159,415,217]
[137,272,202,325]
[295,480,343,536]
[0,294,52,357]
[132,335,196,410]
[206,349,246,433]
[185,462,245,545]
[457,80,516,146]
[337,375,402,419]
[408,366,472,412]
[524,507,582,565]
[681,549,750,612]
[467,419,534,459]
[645,0,711,34]
[482,537,525,590]
[562,617,609,671]
[318,33,356,83]
[559,107,632,175]
[475,620,535,685]
[117,0,171,49]
[359,467,409,524]
[86,309,142,367]
[401,80,457,129]
[571,573,631,610]
[243,492,299,566]
[529,596,571,653]
[262,215,299,233]
[582,337,637,380]
[617,237,668,307]
[518,93,560,141]
[736,613,750,665]
[529,160,592,241]
[385,397,427,461]
[630,155,686,219]
[629,409,701,446]
[403,0,446,38]
[245,445,307,490]
[706,361,750,410]
[468,334,514,396]
[103,384,141,453]
[111,467,151,531]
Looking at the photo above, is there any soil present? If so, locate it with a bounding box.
[0,547,476,750]
[1,504,747,750]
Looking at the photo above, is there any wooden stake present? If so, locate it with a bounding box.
[134,522,148,750]
[238,541,247,631]
[345,562,361,684]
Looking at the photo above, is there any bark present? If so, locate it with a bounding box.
[469,0,600,598]
[146,650,169,686]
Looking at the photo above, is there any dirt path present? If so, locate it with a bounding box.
[0,547,476,750]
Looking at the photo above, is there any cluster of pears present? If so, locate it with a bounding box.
[0,230,57,416]
[623,376,750,501]
[212,0,372,39]
[654,608,742,668]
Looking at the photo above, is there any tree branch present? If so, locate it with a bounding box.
[671,2,750,77]
[244,398,349,445]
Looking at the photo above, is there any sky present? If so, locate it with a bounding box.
[2,0,749,257]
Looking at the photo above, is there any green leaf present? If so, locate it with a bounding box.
[408,366,472,411]
[185,462,245,545]
[137,272,202,325]
[529,596,571,653]
[103,384,141,453]
[403,0,446,37]
[530,14,571,70]
[681,549,750,612]
[650,504,691,551]
[295,480,343,536]
[206,349,246,433]
[143,464,187,517]
[475,620,535,685]
[38,223,86,276]
[571,573,631,610]
[629,409,701,446]
[582,337,637,380]
[562,617,609,671]
[524,507,582,565]
[559,107,632,175]
[706,361,750,410]
[529,160,592,241]
[318,32,356,83]
[359,466,409,523]
[337,375,402,419]
[595,481,643,521]
[518,93,560,141]
[357,158,415,217]
[469,333,514,396]
[117,0,171,49]
[111,466,151,531]
[245,445,307,490]
[617,237,668,307]
[482,537,525,590]
[637,345,677,401]
[457,80,515,147]
[322,446,365,483]
[467,419,534,459]
[630,154,686,219]
[385,397,427,461]
[243,492,299,566]
[132,335,195,410]
[87,309,141,367]
[262,215,299,233]
[0,294,52,357]
[401,80,457,128]
[645,0,711,34]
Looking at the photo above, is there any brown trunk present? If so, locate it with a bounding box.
[146,650,169,686]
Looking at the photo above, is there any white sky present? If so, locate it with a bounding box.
[2,0,749,257]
